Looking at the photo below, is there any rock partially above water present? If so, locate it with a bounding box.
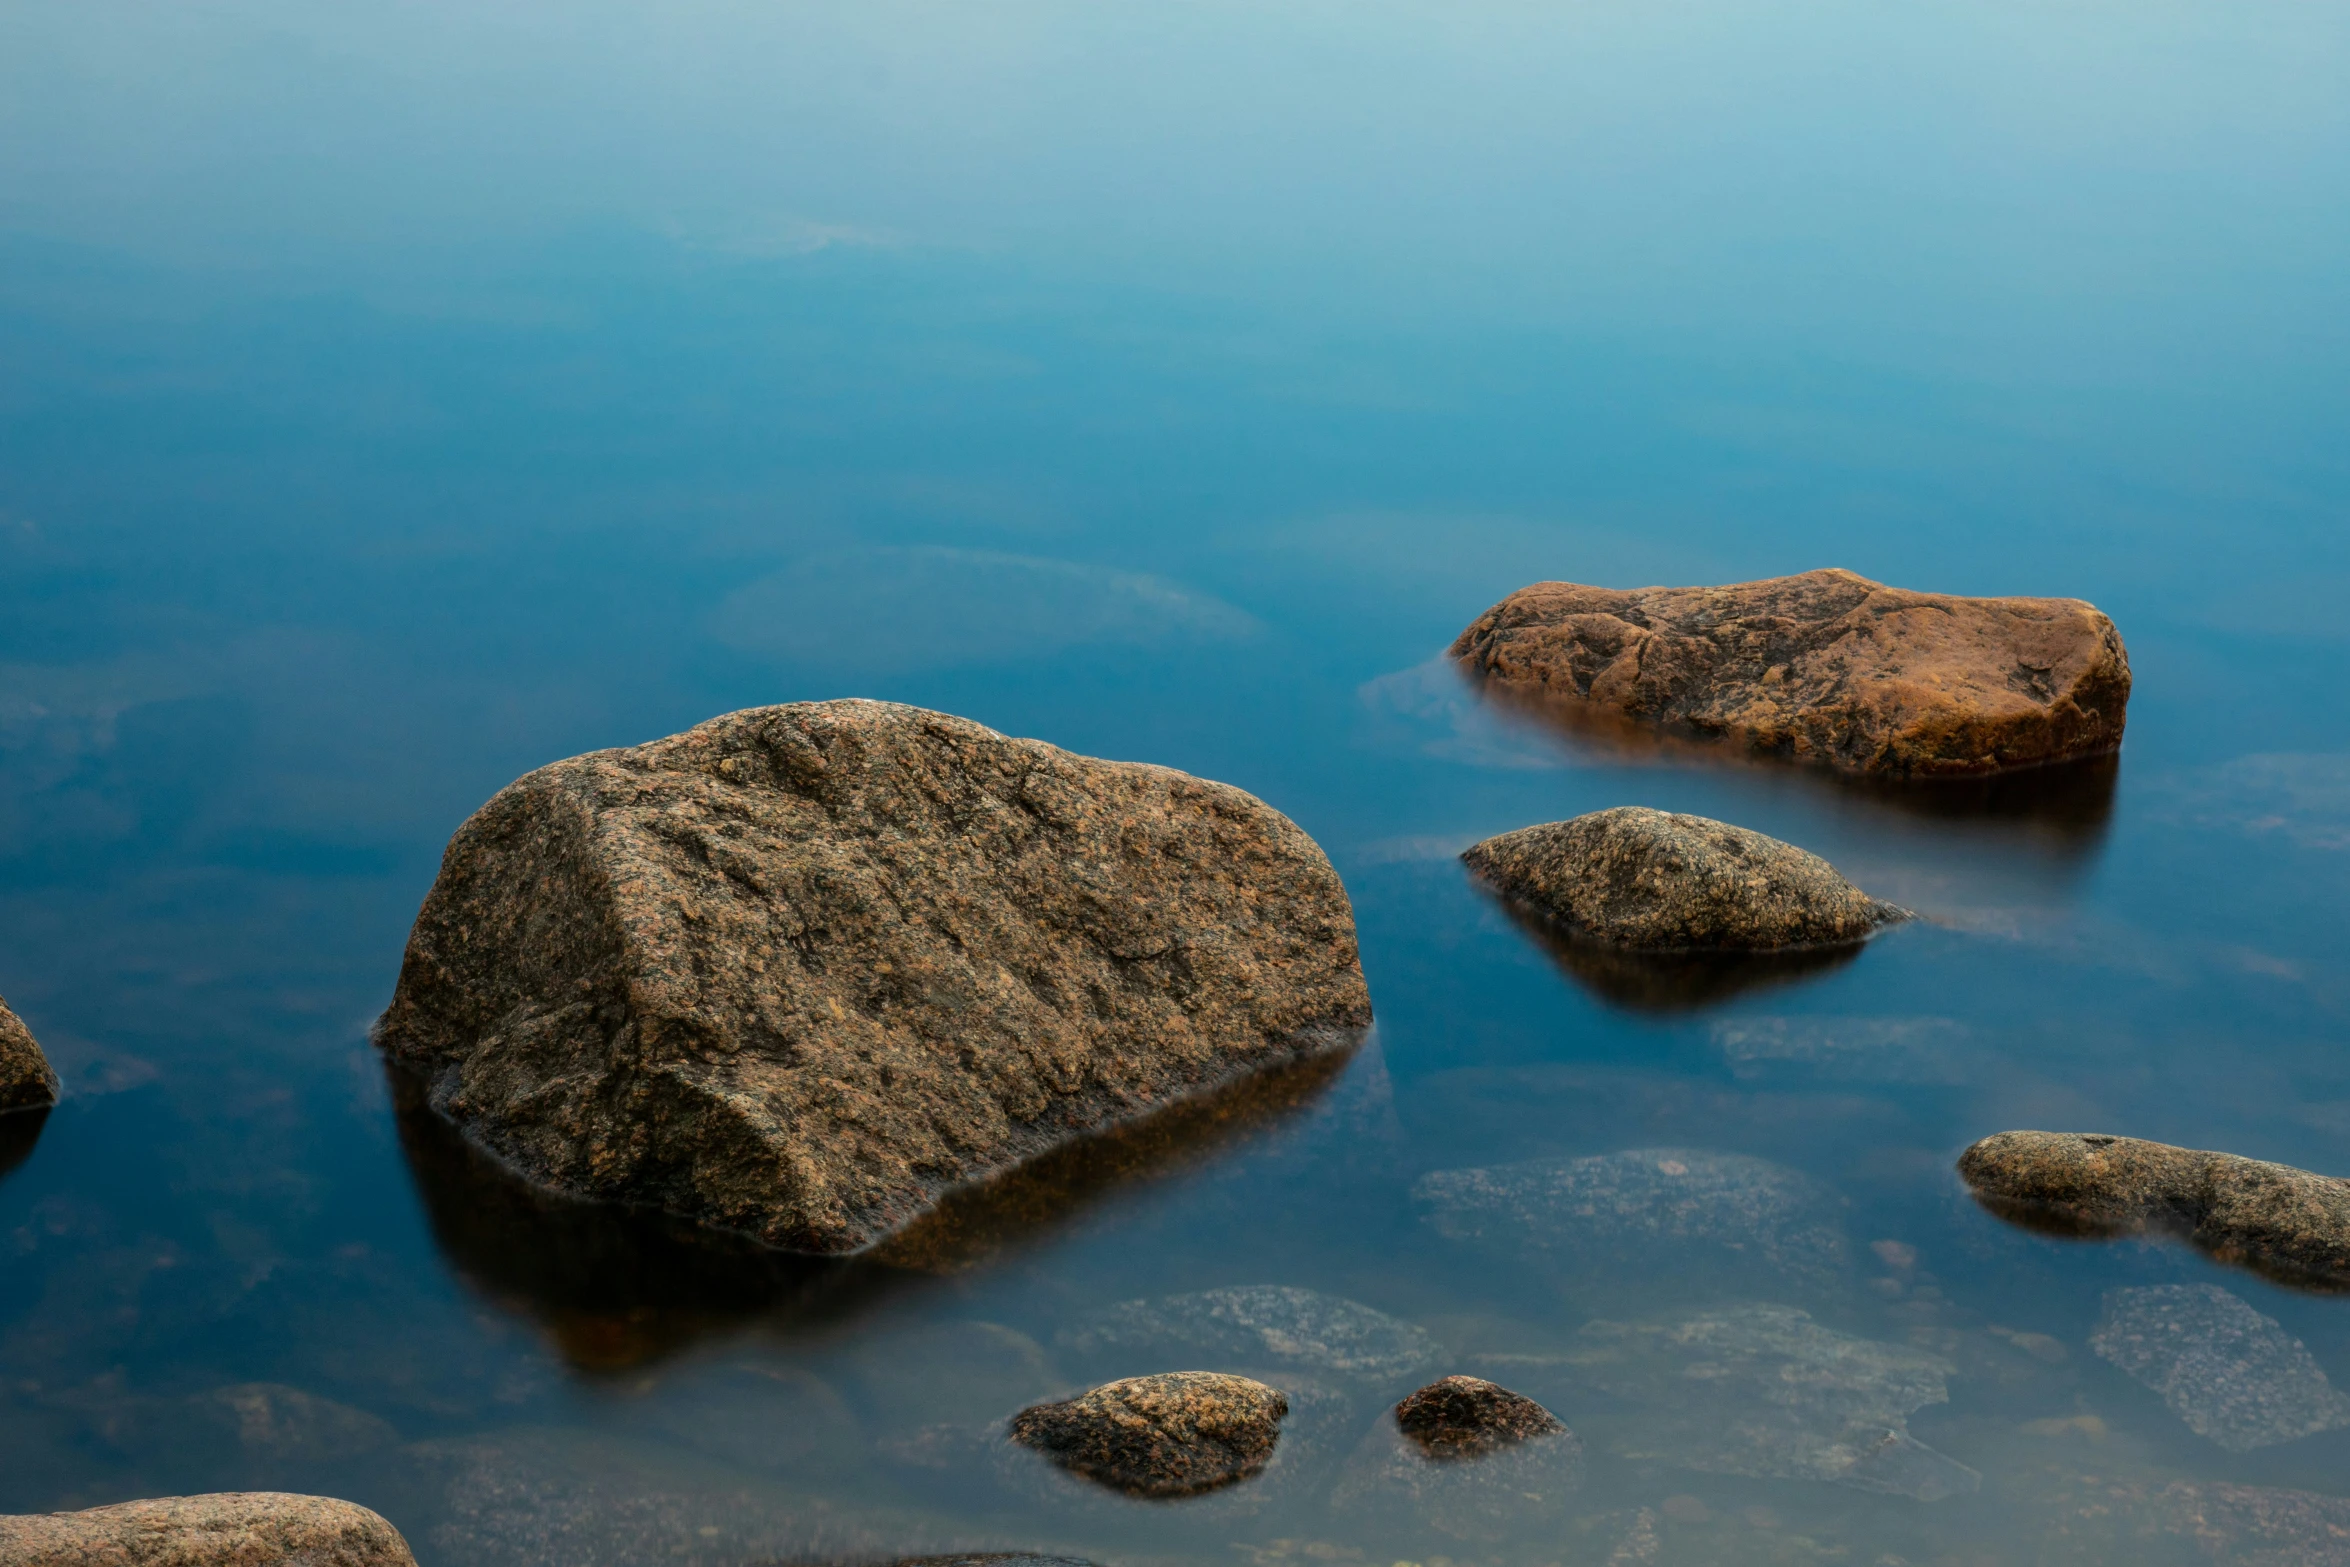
[1451,568,2131,776]
[375,700,1371,1255]
[1463,809,1908,951]
[1007,1372,1289,1499]
[1056,1285,1445,1390]
[1394,1375,1566,1458]
[1958,1130,2350,1288]
[0,1491,417,1566]
[0,993,59,1112]
[2091,1284,2350,1452]
[1329,1378,1583,1542]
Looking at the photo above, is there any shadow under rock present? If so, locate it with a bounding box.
[1480,887,1865,1014]
[1964,1189,2350,1297]
[390,1043,1368,1370]
[0,1108,46,1181]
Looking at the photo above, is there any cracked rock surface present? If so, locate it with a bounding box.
[0,992,58,1112]
[375,700,1370,1254]
[2091,1284,2350,1452]
[0,1491,417,1566]
[1007,1372,1289,1498]
[1452,567,2130,776]
[1463,808,1908,951]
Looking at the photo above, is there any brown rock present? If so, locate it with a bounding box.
[1394,1375,1566,1458]
[1451,568,2131,776]
[374,700,1370,1254]
[0,1491,417,1566]
[1330,1378,1582,1541]
[1958,1131,2350,1288]
[1462,808,1908,951]
[1007,1371,1288,1498]
[0,992,59,1112]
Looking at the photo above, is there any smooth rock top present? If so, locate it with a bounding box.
[1958,1130,2350,1287]
[1451,568,2132,776]
[1057,1285,1444,1388]
[1007,1372,1289,1499]
[375,701,1370,1254]
[0,993,59,1112]
[1394,1376,1566,1460]
[2092,1284,2350,1453]
[1462,808,1908,951]
[0,1491,417,1567]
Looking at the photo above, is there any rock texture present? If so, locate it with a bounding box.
[375,700,1370,1254]
[1463,808,1908,951]
[1959,1131,2350,1288]
[0,992,59,1111]
[1056,1285,1444,1391]
[1329,1378,1582,1542]
[1394,1375,1567,1457]
[1007,1372,1288,1498]
[1452,568,2131,776]
[2091,1284,2350,1452]
[0,1492,417,1566]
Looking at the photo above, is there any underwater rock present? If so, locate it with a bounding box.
[1463,809,1908,951]
[1329,1377,1583,1542]
[1056,1285,1444,1391]
[2091,1284,2350,1452]
[375,699,1371,1254]
[1567,1303,1978,1500]
[1959,1130,2350,1288]
[1006,1372,1288,1499]
[2032,1474,2350,1567]
[1712,1015,1971,1085]
[1414,1147,1849,1289]
[0,992,59,1112]
[1451,567,2131,776]
[196,1383,398,1462]
[0,1491,417,1566]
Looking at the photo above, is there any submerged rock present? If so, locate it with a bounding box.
[1463,809,1908,951]
[1006,1372,1288,1499]
[2091,1284,2350,1452]
[0,1491,417,1566]
[1056,1285,1444,1391]
[196,1382,398,1462]
[1451,567,2131,776]
[1329,1377,1582,1542]
[1712,1015,1970,1085]
[1958,1130,2350,1288]
[1568,1303,1978,1500]
[375,700,1371,1254]
[1414,1147,1849,1289]
[0,992,59,1112]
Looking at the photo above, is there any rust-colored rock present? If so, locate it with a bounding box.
[375,700,1369,1255]
[0,1491,417,1566]
[1008,1372,1289,1498]
[0,992,59,1112]
[1451,568,2130,776]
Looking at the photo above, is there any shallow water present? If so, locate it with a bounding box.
[5,1,2350,1562]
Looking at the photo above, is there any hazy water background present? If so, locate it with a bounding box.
[4,1,2350,1562]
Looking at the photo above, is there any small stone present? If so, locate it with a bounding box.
[1393,1375,1566,1458]
[1328,1378,1582,1542]
[1056,1285,1444,1390]
[1007,1372,1288,1499]
[2090,1284,2350,1452]
[1462,809,1908,951]
[1451,568,2131,776]
[0,993,60,1112]
[1958,1130,2350,1287]
[0,1491,417,1566]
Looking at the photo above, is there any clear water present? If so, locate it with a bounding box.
[4,1,2350,1562]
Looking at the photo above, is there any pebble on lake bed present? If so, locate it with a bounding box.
[1007,1371,1289,1499]
[1462,808,1909,951]
[2091,1284,2350,1452]
[1329,1377,1583,1542]
[1958,1130,2350,1288]
[0,992,59,1112]
[0,1491,417,1567]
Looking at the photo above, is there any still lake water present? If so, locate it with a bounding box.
[4,1,2350,1561]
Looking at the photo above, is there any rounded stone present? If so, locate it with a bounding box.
[0,993,59,1113]
[0,1492,417,1566]
[1007,1371,1288,1499]
[1395,1375,1566,1459]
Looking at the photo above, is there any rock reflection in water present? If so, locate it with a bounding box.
[1479,887,1863,1012]
[0,1108,46,1181]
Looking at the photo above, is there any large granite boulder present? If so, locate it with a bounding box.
[0,1492,416,1566]
[1452,568,2131,776]
[1006,1372,1288,1498]
[1462,808,1908,950]
[0,992,59,1111]
[1959,1130,2350,1287]
[375,701,1370,1254]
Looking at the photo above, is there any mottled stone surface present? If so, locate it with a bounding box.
[1712,1015,1970,1085]
[2031,1472,2350,1566]
[1329,1379,1581,1542]
[1056,1285,1444,1390]
[1451,568,2132,776]
[1463,809,1908,951]
[1414,1147,1849,1288]
[0,1491,417,1566]
[2092,1284,2350,1452]
[1394,1375,1566,1458]
[1959,1130,2350,1288]
[0,992,59,1112]
[376,700,1371,1254]
[1006,1372,1288,1499]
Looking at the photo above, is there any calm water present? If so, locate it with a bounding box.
[5,1,2350,1562]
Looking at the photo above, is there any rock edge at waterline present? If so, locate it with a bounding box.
[0,992,59,1112]
[0,1491,418,1566]
[1451,568,2131,776]
[375,700,1371,1255]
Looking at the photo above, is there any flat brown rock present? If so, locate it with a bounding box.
[0,1491,416,1566]
[1008,1371,1288,1498]
[1451,568,2130,776]
[0,992,59,1112]
[1959,1130,2350,1287]
[375,700,1369,1255]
